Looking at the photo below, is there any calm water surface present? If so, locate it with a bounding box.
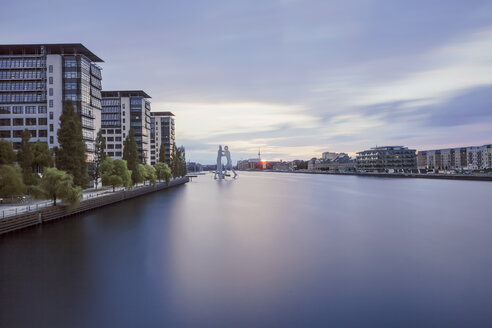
[1,172,492,327]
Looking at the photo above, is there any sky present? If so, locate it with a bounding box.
[2,0,492,163]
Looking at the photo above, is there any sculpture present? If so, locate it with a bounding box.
[223,145,237,178]
[214,145,237,179]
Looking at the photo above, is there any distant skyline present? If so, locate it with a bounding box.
[3,0,492,163]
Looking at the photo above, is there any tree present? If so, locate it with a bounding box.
[143,165,156,185]
[38,167,82,206]
[0,140,15,165]
[17,129,35,185]
[135,164,145,185]
[56,100,88,187]
[101,158,132,192]
[90,130,106,189]
[123,128,139,185]
[0,165,25,198]
[155,162,171,185]
[31,141,53,174]
[158,144,166,163]
[171,144,187,178]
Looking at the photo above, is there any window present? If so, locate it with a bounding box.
[122,104,125,109]
[108,152,114,156]
[115,136,122,142]
[0,130,10,138]
[39,130,47,137]
[49,100,53,108]
[115,152,122,156]
[49,124,53,132]
[123,126,126,130]
[107,129,114,134]
[49,88,53,96]
[26,118,37,126]
[123,118,125,123]
[49,77,53,84]
[49,112,54,120]
[115,144,122,149]
[0,106,10,114]
[13,118,23,126]
[38,106,47,114]
[26,106,36,114]
[107,144,114,149]
[0,118,10,126]
[38,118,47,125]
[50,136,54,144]
[49,65,53,73]
[29,130,36,137]
[122,111,125,116]
[13,130,23,138]
[12,106,23,114]
[107,137,114,142]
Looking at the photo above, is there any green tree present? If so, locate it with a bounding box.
[123,129,139,185]
[31,141,53,174]
[101,158,132,192]
[0,140,16,165]
[155,162,171,185]
[17,129,36,185]
[171,144,187,178]
[90,130,106,189]
[38,167,82,206]
[158,144,166,163]
[56,100,88,187]
[135,164,145,185]
[0,165,26,198]
[143,165,156,185]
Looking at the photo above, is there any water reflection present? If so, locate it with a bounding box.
[1,172,492,327]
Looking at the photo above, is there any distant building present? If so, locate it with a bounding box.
[237,158,261,170]
[417,144,492,171]
[0,43,103,161]
[150,111,175,166]
[321,152,338,161]
[308,153,355,172]
[356,146,417,172]
[101,90,151,164]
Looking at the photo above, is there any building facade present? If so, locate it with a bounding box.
[356,146,417,172]
[0,43,103,161]
[150,111,175,165]
[308,153,356,172]
[101,90,151,164]
[417,144,492,171]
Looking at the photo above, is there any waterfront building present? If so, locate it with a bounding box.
[356,146,417,172]
[101,90,151,164]
[0,43,103,161]
[321,152,338,161]
[308,153,356,172]
[417,144,492,171]
[150,111,175,165]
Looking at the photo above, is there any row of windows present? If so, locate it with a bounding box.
[91,78,101,89]
[0,129,48,138]
[102,106,120,113]
[64,72,79,79]
[101,129,122,134]
[102,120,120,127]
[64,59,77,68]
[91,97,101,109]
[0,58,45,68]
[102,113,120,120]
[82,129,94,141]
[91,65,102,79]
[0,81,44,91]
[81,104,94,118]
[0,93,46,103]
[81,117,94,129]
[0,117,48,125]
[101,98,120,106]
[106,144,122,149]
[91,86,101,99]
[105,136,122,142]
[0,105,47,114]
[0,71,45,80]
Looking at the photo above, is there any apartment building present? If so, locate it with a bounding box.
[356,146,417,172]
[417,144,492,170]
[0,43,103,161]
[150,111,175,165]
[101,90,151,164]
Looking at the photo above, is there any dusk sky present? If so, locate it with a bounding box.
[3,0,492,163]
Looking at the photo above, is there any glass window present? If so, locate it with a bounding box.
[49,112,54,120]
[49,65,53,73]
[49,88,53,96]
[50,136,54,144]
[49,124,53,132]
[49,100,53,108]
[38,106,47,114]
[39,130,47,137]
[49,77,53,84]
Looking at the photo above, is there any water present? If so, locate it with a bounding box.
[1,172,492,327]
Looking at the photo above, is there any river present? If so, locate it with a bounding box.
[1,172,492,327]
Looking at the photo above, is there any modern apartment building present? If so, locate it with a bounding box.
[101,90,151,164]
[356,146,417,172]
[150,111,175,165]
[0,43,103,161]
[417,144,492,170]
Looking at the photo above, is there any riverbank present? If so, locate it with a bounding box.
[0,177,189,236]
[238,170,492,181]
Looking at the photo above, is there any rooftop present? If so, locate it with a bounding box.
[0,43,103,62]
[101,90,151,98]
[151,111,175,117]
